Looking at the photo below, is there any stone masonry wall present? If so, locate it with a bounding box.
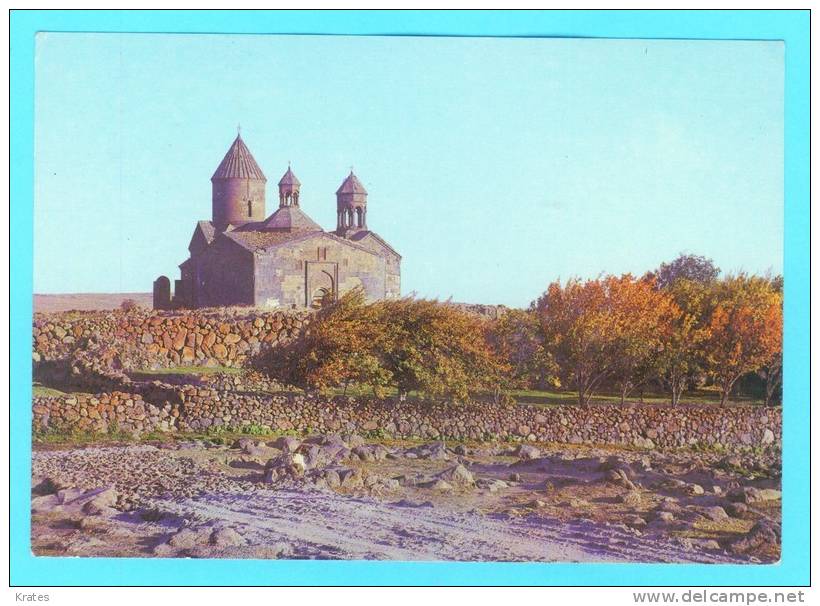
[33,386,781,450]
[33,308,311,370]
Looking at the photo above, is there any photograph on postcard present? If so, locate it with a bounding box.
[31,33,784,563]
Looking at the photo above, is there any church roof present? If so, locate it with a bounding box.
[195,220,216,244]
[211,134,267,181]
[258,206,323,232]
[223,230,306,252]
[348,230,402,259]
[278,166,301,187]
[223,227,383,258]
[336,171,367,195]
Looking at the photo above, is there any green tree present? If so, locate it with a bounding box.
[488,308,557,390]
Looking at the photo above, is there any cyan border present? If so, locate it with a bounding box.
[10,10,810,586]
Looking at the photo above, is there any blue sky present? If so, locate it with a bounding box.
[34,34,784,307]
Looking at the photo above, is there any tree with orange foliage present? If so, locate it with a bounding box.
[260,287,393,397]
[535,277,622,406]
[702,274,783,406]
[606,275,679,405]
[369,296,511,402]
[655,279,712,406]
[260,288,510,403]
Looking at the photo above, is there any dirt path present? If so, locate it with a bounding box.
[151,488,736,563]
[32,440,779,562]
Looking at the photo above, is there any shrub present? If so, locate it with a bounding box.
[258,288,510,402]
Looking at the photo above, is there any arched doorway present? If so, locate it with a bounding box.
[310,270,335,309]
[311,287,332,309]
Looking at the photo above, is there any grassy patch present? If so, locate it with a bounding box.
[129,365,242,379]
[507,387,763,407]
[673,518,755,541]
[33,427,134,445]
[32,383,67,398]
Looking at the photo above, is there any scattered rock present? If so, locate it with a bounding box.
[598,456,629,472]
[619,490,643,507]
[605,468,636,491]
[338,467,363,489]
[477,479,508,494]
[687,483,705,496]
[728,486,779,504]
[269,436,299,452]
[168,527,209,549]
[515,444,540,460]
[701,506,729,522]
[411,442,449,460]
[436,464,475,488]
[691,538,721,551]
[343,434,366,449]
[728,520,781,555]
[31,494,61,513]
[210,527,246,548]
[429,479,453,492]
[264,452,307,482]
[652,510,676,523]
[757,489,782,502]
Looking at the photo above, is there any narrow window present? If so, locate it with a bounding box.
[247,200,252,217]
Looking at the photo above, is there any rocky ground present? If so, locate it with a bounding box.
[31,436,781,562]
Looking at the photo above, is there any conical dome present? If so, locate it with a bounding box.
[336,171,367,195]
[212,134,267,181]
[211,133,267,228]
[278,166,301,187]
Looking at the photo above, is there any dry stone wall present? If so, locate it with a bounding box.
[33,308,311,370]
[33,387,781,450]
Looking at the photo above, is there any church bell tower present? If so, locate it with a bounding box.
[278,164,301,207]
[335,170,368,236]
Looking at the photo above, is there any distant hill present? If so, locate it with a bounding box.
[34,293,153,313]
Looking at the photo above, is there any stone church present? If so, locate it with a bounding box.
[153,133,400,309]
